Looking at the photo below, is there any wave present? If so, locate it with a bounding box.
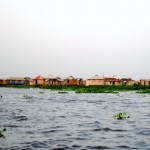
[13,115,28,121]
[92,127,127,132]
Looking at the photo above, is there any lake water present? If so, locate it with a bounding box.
[0,88,150,150]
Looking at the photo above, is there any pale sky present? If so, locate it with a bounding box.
[0,0,150,80]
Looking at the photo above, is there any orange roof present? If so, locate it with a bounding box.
[33,75,45,80]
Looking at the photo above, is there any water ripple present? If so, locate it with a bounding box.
[0,88,150,149]
[92,127,128,132]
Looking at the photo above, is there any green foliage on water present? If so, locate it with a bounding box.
[2,85,150,93]
[2,85,30,89]
[0,128,6,138]
[40,85,150,93]
[113,112,130,120]
[136,89,150,93]
[58,91,68,94]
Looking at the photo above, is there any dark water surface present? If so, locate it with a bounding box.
[0,88,150,150]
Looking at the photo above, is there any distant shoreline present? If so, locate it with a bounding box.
[0,85,150,93]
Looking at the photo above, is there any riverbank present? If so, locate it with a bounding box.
[1,85,150,93]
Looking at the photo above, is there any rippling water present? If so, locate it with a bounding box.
[0,88,150,150]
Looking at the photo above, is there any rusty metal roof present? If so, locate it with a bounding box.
[33,75,45,80]
[104,77,121,82]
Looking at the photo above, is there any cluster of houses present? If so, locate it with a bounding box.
[0,75,150,86]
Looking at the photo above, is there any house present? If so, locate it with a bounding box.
[64,76,77,86]
[0,79,6,86]
[85,75,104,86]
[126,80,139,85]
[121,78,133,85]
[6,77,29,85]
[33,75,45,86]
[104,77,122,85]
[121,78,138,85]
[140,79,150,86]
[45,75,64,86]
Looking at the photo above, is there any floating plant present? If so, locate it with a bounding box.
[113,112,130,120]
[58,91,68,94]
[0,128,6,138]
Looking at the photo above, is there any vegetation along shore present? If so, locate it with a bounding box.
[1,85,150,93]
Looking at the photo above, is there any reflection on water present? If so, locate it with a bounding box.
[0,88,150,149]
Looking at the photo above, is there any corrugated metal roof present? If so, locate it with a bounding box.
[7,77,26,80]
[140,79,150,81]
[46,75,57,79]
[65,76,76,80]
[33,75,45,80]
[0,79,7,80]
[57,78,64,82]
[88,75,103,80]
[104,77,121,82]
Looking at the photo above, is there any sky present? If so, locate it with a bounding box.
[0,0,150,80]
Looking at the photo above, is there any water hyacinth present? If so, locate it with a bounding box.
[58,91,68,94]
[113,112,130,120]
[2,85,150,93]
[0,128,6,138]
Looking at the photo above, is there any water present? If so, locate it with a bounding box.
[0,88,150,150]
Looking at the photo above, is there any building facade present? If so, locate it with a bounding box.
[33,75,45,86]
[85,75,104,86]
[6,77,28,85]
[104,77,122,85]
[64,76,78,86]
[140,79,150,86]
